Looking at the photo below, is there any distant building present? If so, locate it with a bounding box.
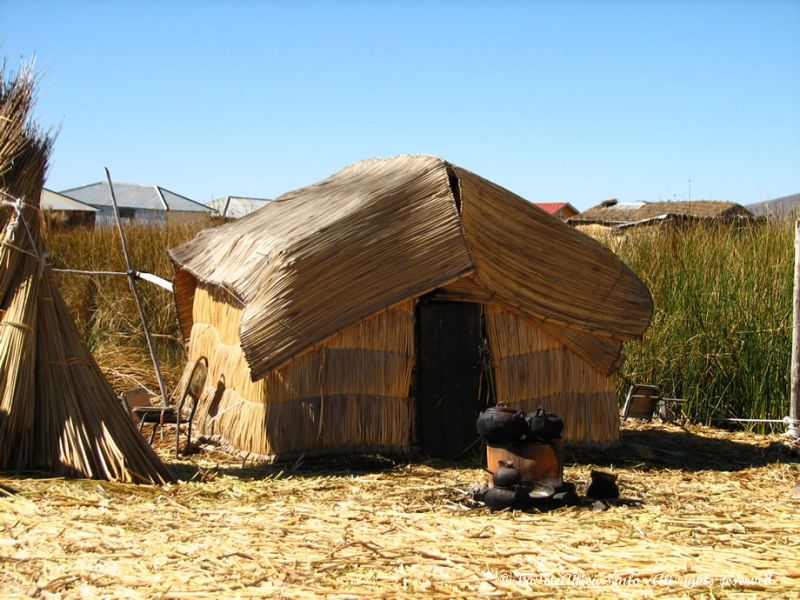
[533,202,579,221]
[206,196,271,219]
[746,193,800,219]
[569,199,755,235]
[40,188,98,229]
[60,182,211,226]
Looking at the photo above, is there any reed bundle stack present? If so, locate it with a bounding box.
[170,155,653,458]
[0,62,171,483]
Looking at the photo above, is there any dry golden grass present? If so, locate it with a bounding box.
[1,422,798,598]
[44,220,213,395]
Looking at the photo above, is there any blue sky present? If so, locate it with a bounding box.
[2,0,798,209]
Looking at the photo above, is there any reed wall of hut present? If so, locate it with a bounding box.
[184,284,415,457]
[483,304,618,444]
[42,209,96,230]
[181,283,620,457]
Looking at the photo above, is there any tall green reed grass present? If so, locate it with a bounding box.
[613,221,792,425]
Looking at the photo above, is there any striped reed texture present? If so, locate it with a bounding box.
[170,155,651,455]
[170,156,473,380]
[181,284,415,457]
[454,165,653,340]
[485,305,619,445]
[171,156,652,382]
[0,62,171,483]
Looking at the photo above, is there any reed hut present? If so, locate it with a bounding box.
[569,199,756,235]
[169,155,653,459]
[0,63,171,483]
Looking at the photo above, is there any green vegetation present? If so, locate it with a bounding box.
[614,221,792,425]
[44,219,794,425]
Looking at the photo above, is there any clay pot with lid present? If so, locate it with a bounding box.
[492,460,522,488]
[476,403,527,444]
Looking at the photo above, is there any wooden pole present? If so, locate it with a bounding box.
[105,169,170,404]
[789,219,800,439]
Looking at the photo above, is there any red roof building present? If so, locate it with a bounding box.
[534,202,579,221]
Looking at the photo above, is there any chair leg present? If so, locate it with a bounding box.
[622,386,634,421]
[149,423,158,444]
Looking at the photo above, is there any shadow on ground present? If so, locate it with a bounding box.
[164,448,409,482]
[566,424,799,472]
[160,423,800,482]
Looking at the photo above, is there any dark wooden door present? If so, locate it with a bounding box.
[416,301,484,459]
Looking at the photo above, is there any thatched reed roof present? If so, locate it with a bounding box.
[0,62,171,483]
[570,199,753,226]
[170,155,653,380]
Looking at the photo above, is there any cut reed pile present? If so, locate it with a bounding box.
[0,60,170,483]
[1,423,797,598]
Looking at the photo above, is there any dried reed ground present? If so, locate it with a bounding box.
[1,422,798,599]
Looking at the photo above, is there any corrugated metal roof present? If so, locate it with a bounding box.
[60,182,211,213]
[41,188,99,212]
[207,196,272,218]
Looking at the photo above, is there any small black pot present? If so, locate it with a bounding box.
[493,460,522,488]
[476,403,527,444]
[483,486,528,511]
[586,470,619,500]
[525,406,564,440]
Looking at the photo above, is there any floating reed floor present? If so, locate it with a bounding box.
[1,422,798,598]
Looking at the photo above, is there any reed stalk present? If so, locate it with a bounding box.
[0,60,171,483]
[614,222,792,426]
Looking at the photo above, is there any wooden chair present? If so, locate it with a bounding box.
[622,384,686,422]
[130,357,209,457]
[120,387,155,417]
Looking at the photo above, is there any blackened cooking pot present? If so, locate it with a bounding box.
[525,406,564,440]
[482,485,528,511]
[476,403,527,444]
[492,460,522,488]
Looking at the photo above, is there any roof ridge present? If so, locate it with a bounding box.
[157,185,211,210]
[61,180,154,192]
[212,195,272,202]
[154,185,170,210]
